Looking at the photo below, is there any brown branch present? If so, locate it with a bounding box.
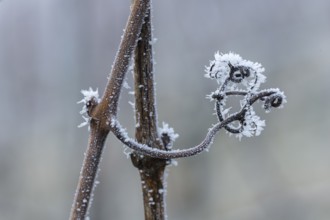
[132,6,159,148]
[92,0,149,121]
[130,4,168,220]
[71,0,286,218]
[69,120,107,219]
[70,0,149,219]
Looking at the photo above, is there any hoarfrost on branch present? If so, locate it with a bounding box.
[77,52,286,158]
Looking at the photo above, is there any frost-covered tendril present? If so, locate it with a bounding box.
[206,52,286,140]
[77,53,286,159]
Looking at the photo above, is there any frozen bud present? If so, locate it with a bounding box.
[159,122,179,149]
[229,63,244,83]
[270,95,283,108]
[77,87,100,128]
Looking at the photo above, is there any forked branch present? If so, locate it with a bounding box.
[70,0,150,219]
[106,53,286,159]
[72,0,286,219]
[91,0,150,121]
[130,3,168,220]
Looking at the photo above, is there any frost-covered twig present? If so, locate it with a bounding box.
[110,116,225,159]
[71,0,286,218]
[109,52,286,158]
[91,0,149,120]
[77,87,100,128]
[70,1,150,219]
[130,5,168,220]
[109,89,284,158]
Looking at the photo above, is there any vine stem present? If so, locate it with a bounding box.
[130,3,168,219]
[109,89,280,159]
[70,0,285,218]
[70,0,149,219]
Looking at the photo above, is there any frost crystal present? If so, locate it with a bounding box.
[236,109,265,140]
[123,146,133,159]
[77,87,100,128]
[123,80,131,89]
[159,122,179,144]
[205,52,266,91]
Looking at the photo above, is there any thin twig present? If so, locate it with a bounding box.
[92,0,149,120]
[70,1,149,219]
[130,2,168,219]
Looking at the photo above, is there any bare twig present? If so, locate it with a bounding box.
[129,2,168,220]
[70,0,149,219]
[92,0,149,121]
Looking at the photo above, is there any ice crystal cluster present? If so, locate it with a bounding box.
[77,87,100,128]
[205,52,286,140]
[159,122,179,150]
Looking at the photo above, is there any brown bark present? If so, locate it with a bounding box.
[130,6,168,220]
[70,121,108,219]
[70,1,149,219]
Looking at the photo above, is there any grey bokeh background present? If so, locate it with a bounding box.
[1,0,330,219]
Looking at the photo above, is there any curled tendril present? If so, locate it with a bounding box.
[263,93,284,112]
[206,52,286,139]
[96,52,286,159]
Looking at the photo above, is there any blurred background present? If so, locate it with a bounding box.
[1,0,330,219]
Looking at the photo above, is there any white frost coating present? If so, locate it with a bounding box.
[222,107,232,117]
[77,87,100,128]
[149,37,158,45]
[162,168,169,220]
[78,116,89,128]
[110,118,116,127]
[123,146,133,159]
[205,52,266,91]
[111,118,130,141]
[170,160,178,166]
[277,91,287,108]
[78,87,100,106]
[110,116,223,159]
[123,80,131,89]
[159,122,179,143]
[265,89,287,113]
[128,101,135,108]
[236,109,266,140]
